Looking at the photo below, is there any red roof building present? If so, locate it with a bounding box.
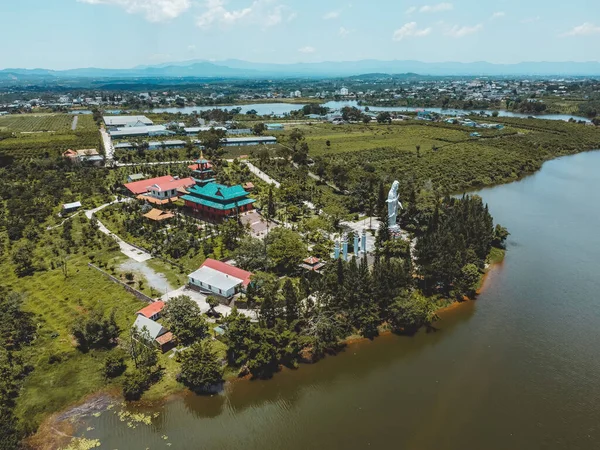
[200,258,253,288]
[136,301,165,320]
[124,175,195,200]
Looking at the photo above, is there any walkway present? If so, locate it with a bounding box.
[100,127,114,163]
[244,161,281,188]
[86,199,152,262]
[116,160,194,167]
[161,285,257,320]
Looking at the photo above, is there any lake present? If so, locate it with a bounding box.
[322,100,592,122]
[149,101,591,122]
[74,150,600,449]
[150,103,307,116]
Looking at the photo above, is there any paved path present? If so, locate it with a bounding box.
[116,160,194,167]
[86,199,151,262]
[100,128,114,163]
[161,285,257,320]
[71,115,78,131]
[245,161,281,188]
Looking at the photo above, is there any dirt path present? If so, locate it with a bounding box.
[71,115,78,131]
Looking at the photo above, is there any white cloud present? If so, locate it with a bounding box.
[78,0,190,22]
[405,6,417,14]
[392,22,432,41]
[339,26,351,37]
[419,3,453,13]
[491,11,505,19]
[187,44,196,51]
[323,10,340,20]
[196,0,290,29]
[560,23,600,37]
[445,23,483,37]
[298,46,316,54]
[521,16,540,24]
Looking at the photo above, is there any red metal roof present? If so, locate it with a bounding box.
[124,176,194,195]
[136,301,165,318]
[200,258,253,287]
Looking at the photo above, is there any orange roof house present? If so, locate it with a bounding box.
[136,301,165,320]
[124,175,195,199]
[143,208,175,221]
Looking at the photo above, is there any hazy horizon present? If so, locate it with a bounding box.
[1,0,599,70]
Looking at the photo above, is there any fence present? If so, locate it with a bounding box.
[88,263,155,303]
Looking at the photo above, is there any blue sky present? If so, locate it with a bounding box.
[1,0,599,69]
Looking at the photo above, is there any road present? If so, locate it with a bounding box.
[71,115,78,131]
[116,160,194,167]
[244,161,281,188]
[86,199,152,262]
[100,128,114,163]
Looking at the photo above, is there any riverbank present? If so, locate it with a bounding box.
[30,246,508,449]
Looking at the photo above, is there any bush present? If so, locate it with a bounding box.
[122,370,150,401]
[103,353,126,379]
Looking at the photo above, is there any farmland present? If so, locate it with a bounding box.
[269,118,600,195]
[0,114,74,133]
[0,114,100,161]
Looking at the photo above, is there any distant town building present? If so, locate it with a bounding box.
[340,87,349,96]
[265,123,284,131]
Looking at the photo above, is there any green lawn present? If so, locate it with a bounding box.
[1,250,146,432]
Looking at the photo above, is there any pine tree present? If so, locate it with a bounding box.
[282,278,300,324]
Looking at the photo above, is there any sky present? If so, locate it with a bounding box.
[1,0,599,69]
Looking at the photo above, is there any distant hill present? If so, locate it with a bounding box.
[2,59,600,80]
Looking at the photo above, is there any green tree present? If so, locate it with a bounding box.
[456,263,481,299]
[377,112,392,124]
[253,123,266,135]
[233,237,270,272]
[389,292,437,334]
[11,242,34,277]
[103,352,126,379]
[163,295,208,345]
[266,227,305,274]
[72,308,120,352]
[206,296,220,316]
[282,278,300,324]
[129,326,159,370]
[179,340,223,393]
[122,370,151,401]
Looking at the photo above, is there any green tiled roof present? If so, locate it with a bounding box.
[181,195,255,211]
[187,182,250,201]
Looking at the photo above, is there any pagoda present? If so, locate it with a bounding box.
[188,152,215,185]
[181,182,256,221]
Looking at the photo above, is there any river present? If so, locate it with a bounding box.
[149,101,591,122]
[73,150,600,449]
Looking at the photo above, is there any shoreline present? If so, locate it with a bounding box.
[31,255,507,449]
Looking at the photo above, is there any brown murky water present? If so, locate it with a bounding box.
[76,151,600,449]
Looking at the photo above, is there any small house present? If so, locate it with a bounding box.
[136,301,165,321]
[62,201,82,214]
[132,314,174,352]
[188,259,253,299]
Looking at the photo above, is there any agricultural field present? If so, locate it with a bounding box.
[295,121,517,156]
[0,113,100,160]
[257,117,600,202]
[0,113,74,133]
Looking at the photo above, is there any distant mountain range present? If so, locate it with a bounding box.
[2,59,600,80]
